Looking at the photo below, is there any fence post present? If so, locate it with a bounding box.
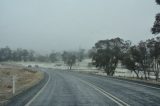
[12,75,16,94]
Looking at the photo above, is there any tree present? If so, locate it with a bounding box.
[76,49,85,62]
[36,55,49,62]
[62,51,68,64]
[27,50,35,61]
[147,37,160,80]
[156,0,160,5]
[67,54,76,70]
[62,51,76,70]
[151,0,160,34]
[88,48,96,59]
[0,47,12,61]
[137,41,150,79]
[49,52,58,62]
[11,49,21,61]
[122,46,140,78]
[151,13,160,34]
[92,38,129,76]
[122,39,160,80]
[21,49,29,61]
[11,48,32,61]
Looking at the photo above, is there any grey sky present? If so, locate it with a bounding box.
[0,0,159,53]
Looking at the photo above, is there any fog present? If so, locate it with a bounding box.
[0,0,159,53]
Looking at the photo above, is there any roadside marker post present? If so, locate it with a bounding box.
[12,75,16,94]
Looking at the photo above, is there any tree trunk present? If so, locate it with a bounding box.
[155,63,159,81]
[147,70,150,79]
[143,68,147,80]
[133,70,139,78]
[69,65,72,70]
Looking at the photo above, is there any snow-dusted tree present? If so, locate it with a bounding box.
[151,0,160,34]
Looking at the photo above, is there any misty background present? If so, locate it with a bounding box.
[0,0,159,54]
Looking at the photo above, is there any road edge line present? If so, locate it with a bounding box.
[25,70,51,106]
[79,79,130,106]
[110,78,160,90]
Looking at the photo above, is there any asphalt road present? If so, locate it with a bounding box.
[25,69,160,106]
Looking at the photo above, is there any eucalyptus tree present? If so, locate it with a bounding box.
[0,47,12,61]
[147,37,160,80]
[122,46,141,78]
[49,52,58,62]
[92,37,130,76]
[137,41,151,79]
[62,51,77,70]
[156,0,160,5]
[151,0,160,34]
[76,49,85,62]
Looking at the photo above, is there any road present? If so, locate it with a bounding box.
[25,69,160,106]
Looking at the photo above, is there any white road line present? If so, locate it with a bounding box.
[111,78,160,90]
[25,71,51,106]
[79,79,130,106]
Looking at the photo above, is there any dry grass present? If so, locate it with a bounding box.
[0,65,43,104]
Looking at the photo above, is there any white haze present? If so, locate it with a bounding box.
[0,0,159,53]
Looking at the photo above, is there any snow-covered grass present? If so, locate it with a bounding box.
[5,59,131,76]
[4,59,158,79]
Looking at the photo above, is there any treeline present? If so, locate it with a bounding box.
[0,47,35,62]
[0,47,86,67]
[0,47,60,62]
[90,37,160,81]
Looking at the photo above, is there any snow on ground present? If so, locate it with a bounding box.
[3,59,157,79]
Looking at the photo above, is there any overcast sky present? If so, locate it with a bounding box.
[0,0,159,53]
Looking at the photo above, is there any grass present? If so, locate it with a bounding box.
[0,65,43,105]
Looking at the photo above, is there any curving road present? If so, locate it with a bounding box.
[25,69,160,106]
